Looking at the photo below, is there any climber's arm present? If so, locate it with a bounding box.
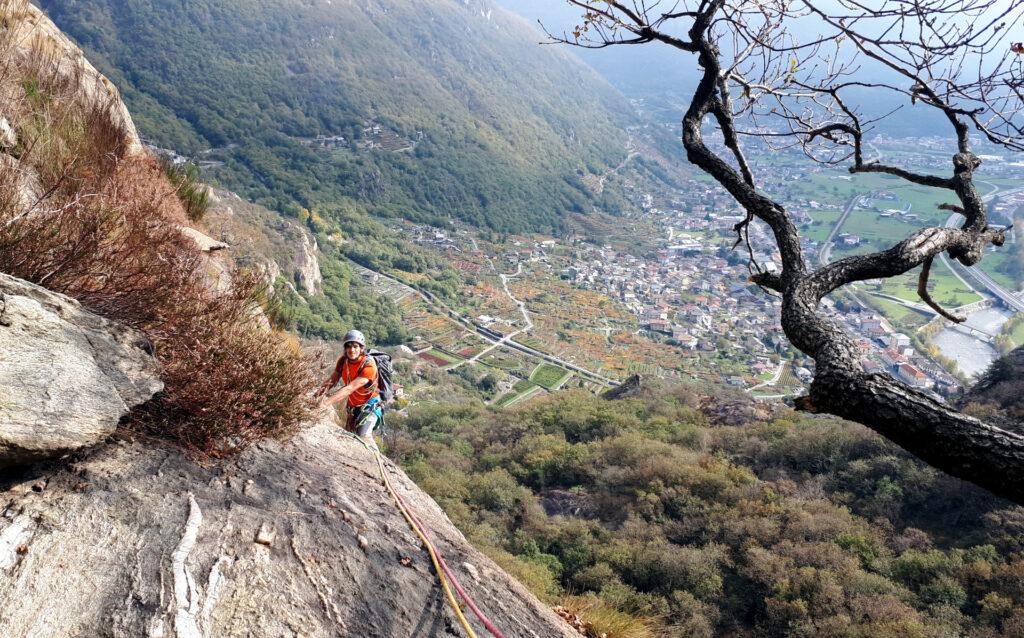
[322,376,371,407]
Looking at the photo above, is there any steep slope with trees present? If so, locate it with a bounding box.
[393,384,1024,637]
[37,0,634,233]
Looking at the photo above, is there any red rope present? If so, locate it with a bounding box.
[384,459,509,638]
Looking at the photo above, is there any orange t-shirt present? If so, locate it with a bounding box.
[338,355,379,408]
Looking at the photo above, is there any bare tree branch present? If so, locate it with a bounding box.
[918,255,966,323]
[557,0,1024,505]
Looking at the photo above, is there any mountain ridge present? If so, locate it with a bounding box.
[37,0,636,232]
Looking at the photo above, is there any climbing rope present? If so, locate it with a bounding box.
[346,432,507,638]
[376,451,510,638]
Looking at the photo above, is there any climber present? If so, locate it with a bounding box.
[316,329,382,444]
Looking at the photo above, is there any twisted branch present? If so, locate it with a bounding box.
[556,0,1024,505]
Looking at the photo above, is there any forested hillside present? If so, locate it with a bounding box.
[37,0,633,233]
[391,384,1024,637]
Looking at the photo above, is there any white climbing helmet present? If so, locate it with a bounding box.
[343,329,366,348]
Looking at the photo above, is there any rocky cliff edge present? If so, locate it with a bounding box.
[1,1,141,153]
[0,412,578,637]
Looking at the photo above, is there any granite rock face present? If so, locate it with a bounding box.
[294,231,322,295]
[0,417,579,638]
[2,2,142,153]
[201,188,324,298]
[0,118,15,150]
[0,273,162,468]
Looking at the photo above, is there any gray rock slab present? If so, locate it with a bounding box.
[0,417,580,637]
[0,273,162,467]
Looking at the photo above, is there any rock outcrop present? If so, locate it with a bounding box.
[202,189,323,298]
[179,226,230,253]
[0,416,578,637]
[294,231,323,295]
[0,152,41,211]
[0,118,15,150]
[2,1,141,219]
[0,273,162,468]
[1,1,141,153]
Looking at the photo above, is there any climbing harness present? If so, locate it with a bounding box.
[349,396,382,430]
[346,432,508,638]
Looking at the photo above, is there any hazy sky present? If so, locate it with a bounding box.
[494,1,1017,136]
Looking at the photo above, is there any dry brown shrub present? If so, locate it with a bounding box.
[0,5,317,455]
[0,155,198,323]
[557,595,662,638]
[0,155,318,456]
[135,272,318,456]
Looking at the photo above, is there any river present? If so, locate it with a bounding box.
[932,307,1012,378]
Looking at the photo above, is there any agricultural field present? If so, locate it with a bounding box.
[404,303,453,338]
[453,344,485,359]
[478,348,532,374]
[788,171,895,204]
[529,363,572,390]
[891,184,956,225]
[516,333,548,351]
[496,380,545,407]
[627,361,658,376]
[873,261,981,308]
[416,348,464,368]
[349,261,418,304]
[862,294,930,331]
[775,362,796,384]
[832,212,926,255]
[802,210,844,243]
[459,277,520,322]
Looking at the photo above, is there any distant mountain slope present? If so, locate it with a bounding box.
[38,0,634,233]
[494,0,696,102]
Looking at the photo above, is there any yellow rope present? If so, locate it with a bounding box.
[363,437,479,638]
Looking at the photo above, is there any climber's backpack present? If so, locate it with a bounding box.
[357,349,395,409]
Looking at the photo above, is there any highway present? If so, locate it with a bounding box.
[968,267,1024,312]
[942,186,1024,314]
[818,191,868,267]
